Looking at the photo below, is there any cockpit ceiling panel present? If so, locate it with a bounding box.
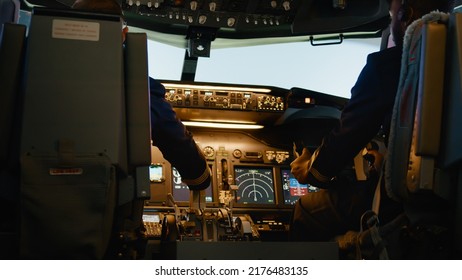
[21,0,390,43]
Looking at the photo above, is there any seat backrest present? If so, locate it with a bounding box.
[440,11,462,258]
[0,0,22,166]
[385,11,449,202]
[0,0,25,260]
[385,11,462,258]
[20,8,127,168]
[441,13,462,169]
[18,7,151,259]
[0,0,19,27]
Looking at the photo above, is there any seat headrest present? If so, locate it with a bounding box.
[0,0,19,25]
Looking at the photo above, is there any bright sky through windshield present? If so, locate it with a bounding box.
[148,38,381,99]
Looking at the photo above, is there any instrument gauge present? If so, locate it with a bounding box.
[232,149,242,158]
[203,146,215,158]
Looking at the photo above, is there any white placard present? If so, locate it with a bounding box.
[52,19,100,41]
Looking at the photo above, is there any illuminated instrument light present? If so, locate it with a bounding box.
[190,0,197,11]
[162,83,272,93]
[183,121,264,129]
[227,17,235,27]
[209,2,216,11]
[199,15,207,24]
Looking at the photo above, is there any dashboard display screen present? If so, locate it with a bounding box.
[142,213,160,223]
[281,168,318,205]
[234,166,275,205]
[172,167,213,202]
[149,164,164,182]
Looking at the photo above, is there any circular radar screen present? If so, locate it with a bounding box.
[234,167,275,205]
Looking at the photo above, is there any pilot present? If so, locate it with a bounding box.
[72,0,211,191]
[289,0,453,254]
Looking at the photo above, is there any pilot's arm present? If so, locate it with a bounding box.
[149,77,211,190]
[291,47,401,189]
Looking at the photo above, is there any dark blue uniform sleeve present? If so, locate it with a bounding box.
[306,47,402,188]
[149,77,210,190]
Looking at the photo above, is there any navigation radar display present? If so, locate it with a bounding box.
[234,166,275,205]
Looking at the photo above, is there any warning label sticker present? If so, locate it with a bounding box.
[52,19,100,41]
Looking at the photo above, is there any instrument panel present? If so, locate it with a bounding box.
[142,81,343,260]
[147,129,297,207]
[143,129,300,246]
[163,82,285,111]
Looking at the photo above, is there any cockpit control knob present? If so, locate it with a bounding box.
[190,1,198,11]
[209,2,216,11]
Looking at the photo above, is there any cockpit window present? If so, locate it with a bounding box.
[148,37,381,99]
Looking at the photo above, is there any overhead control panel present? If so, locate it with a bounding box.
[122,0,300,31]
[20,1,391,44]
[118,0,390,43]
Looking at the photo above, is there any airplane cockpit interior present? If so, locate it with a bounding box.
[1,0,462,260]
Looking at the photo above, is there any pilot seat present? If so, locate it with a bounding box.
[383,10,462,259]
[1,5,152,259]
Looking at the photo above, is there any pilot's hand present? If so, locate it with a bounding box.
[290,147,312,184]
